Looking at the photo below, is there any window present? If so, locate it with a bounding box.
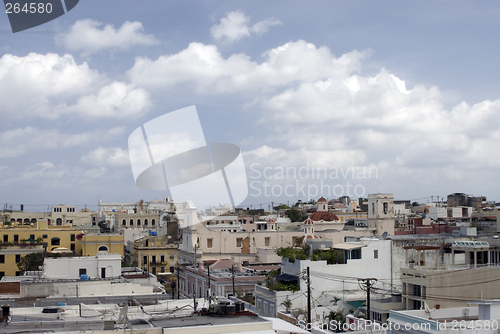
[207,238,213,248]
[161,266,165,273]
[137,219,141,226]
[130,219,134,226]
[383,202,388,214]
[152,255,156,264]
[98,245,108,252]
[0,255,4,263]
[0,272,4,278]
[170,267,174,273]
[42,234,47,239]
[144,219,148,226]
[374,250,379,259]
[169,254,175,260]
[122,219,126,226]
[79,268,87,276]
[15,254,21,263]
[160,255,165,263]
[51,237,60,246]
[56,218,62,225]
[265,237,270,247]
[3,235,7,242]
[71,243,75,251]
[152,267,156,275]
[71,234,75,241]
[236,238,243,247]
[14,235,18,242]
[143,255,148,266]
[30,234,35,240]
[152,219,156,226]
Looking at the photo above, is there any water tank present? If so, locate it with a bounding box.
[80,274,89,281]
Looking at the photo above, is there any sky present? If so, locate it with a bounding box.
[1,1,500,211]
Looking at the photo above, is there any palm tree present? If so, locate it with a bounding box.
[281,298,292,314]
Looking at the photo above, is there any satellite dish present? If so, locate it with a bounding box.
[382,232,388,239]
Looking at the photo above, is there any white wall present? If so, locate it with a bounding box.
[43,254,121,279]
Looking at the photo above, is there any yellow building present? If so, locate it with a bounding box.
[0,220,83,254]
[0,243,45,277]
[132,236,178,277]
[81,234,124,257]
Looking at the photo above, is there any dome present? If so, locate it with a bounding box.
[308,211,339,222]
[303,218,314,225]
[317,196,327,203]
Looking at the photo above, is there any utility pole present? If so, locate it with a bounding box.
[307,267,311,331]
[231,263,236,296]
[299,267,312,331]
[358,278,377,322]
[207,261,211,303]
[176,263,180,299]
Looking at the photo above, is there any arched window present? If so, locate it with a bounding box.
[137,219,141,226]
[122,219,126,226]
[23,218,30,224]
[130,219,134,226]
[152,219,156,226]
[144,219,148,226]
[56,218,62,225]
[98,245,109,252]
[17,218,22,223]
[51,237,60,246]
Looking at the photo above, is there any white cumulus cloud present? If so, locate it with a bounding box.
[81,147,130,167]
[0,53,152,120]
[211,11,281,43]
[57,19,159,55]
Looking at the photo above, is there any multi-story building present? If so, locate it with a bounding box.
[0,220,83,253]
[3,204,95,228]
[0,243,44,277]
[132,236,178,277]
[180,260,277,299]
[401,239,500,310]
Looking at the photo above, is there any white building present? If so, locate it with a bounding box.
[43,253,121,279]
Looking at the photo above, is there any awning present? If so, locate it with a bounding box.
[276,273,299,282]
[332,243,366,250]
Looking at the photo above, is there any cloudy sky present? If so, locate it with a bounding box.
[1,1,500,210]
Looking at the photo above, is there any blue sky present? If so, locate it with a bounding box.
[1,1,500,210]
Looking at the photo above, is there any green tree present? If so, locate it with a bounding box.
[17,252,44,274]
[281,298,292,313]
[328,310,346,332]
[285,209,308,222]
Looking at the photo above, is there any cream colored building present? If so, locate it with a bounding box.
[401,240,500,309]
[4,205,94,227]
[178,200,376,264]
[367,193,395,236]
